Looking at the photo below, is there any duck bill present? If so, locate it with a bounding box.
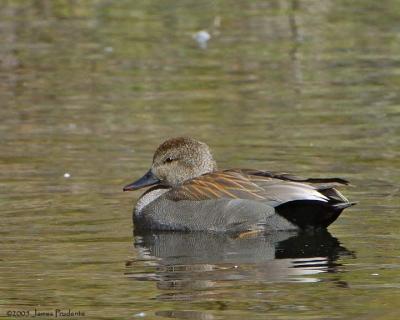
[123,169,160,191]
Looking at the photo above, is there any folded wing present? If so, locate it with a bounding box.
[164,169,354,229]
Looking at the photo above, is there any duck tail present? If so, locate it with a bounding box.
[333,202,357,211]
[276,199,356,229]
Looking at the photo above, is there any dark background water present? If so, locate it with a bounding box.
[1,1,399,319]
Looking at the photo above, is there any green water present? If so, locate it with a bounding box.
[1,1,399,319]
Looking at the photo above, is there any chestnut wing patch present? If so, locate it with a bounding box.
[167,171,268,201]
[164,168,348,204]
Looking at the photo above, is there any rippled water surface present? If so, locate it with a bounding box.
[1,1,400,319]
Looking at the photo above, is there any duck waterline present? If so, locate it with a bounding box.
[123,137,355,232]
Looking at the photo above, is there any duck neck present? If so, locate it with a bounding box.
[135,186,169,216]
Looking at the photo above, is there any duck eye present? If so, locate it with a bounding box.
[164,157,174,163]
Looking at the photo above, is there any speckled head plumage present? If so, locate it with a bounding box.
[123,137,217,191]
[151,137,217,187]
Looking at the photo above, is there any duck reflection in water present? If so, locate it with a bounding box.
[126,230,354,290]
[124,137,355,293]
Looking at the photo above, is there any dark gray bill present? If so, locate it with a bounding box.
[123,169,160,191]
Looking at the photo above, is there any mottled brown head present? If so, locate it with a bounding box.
[152,137,217,186]
[123,137,217,191]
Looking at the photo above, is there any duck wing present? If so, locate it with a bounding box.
[163,169,354,229]
[166,170,268,201]
[166,169,348,207]
[240,169,350,185]
[237,169,351,206]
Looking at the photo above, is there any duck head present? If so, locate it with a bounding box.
[123,137,217,191]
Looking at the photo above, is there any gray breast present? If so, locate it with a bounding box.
[135,195,297,232]
[135,188,170,216]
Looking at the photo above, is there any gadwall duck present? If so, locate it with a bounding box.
[123,137,355,232]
